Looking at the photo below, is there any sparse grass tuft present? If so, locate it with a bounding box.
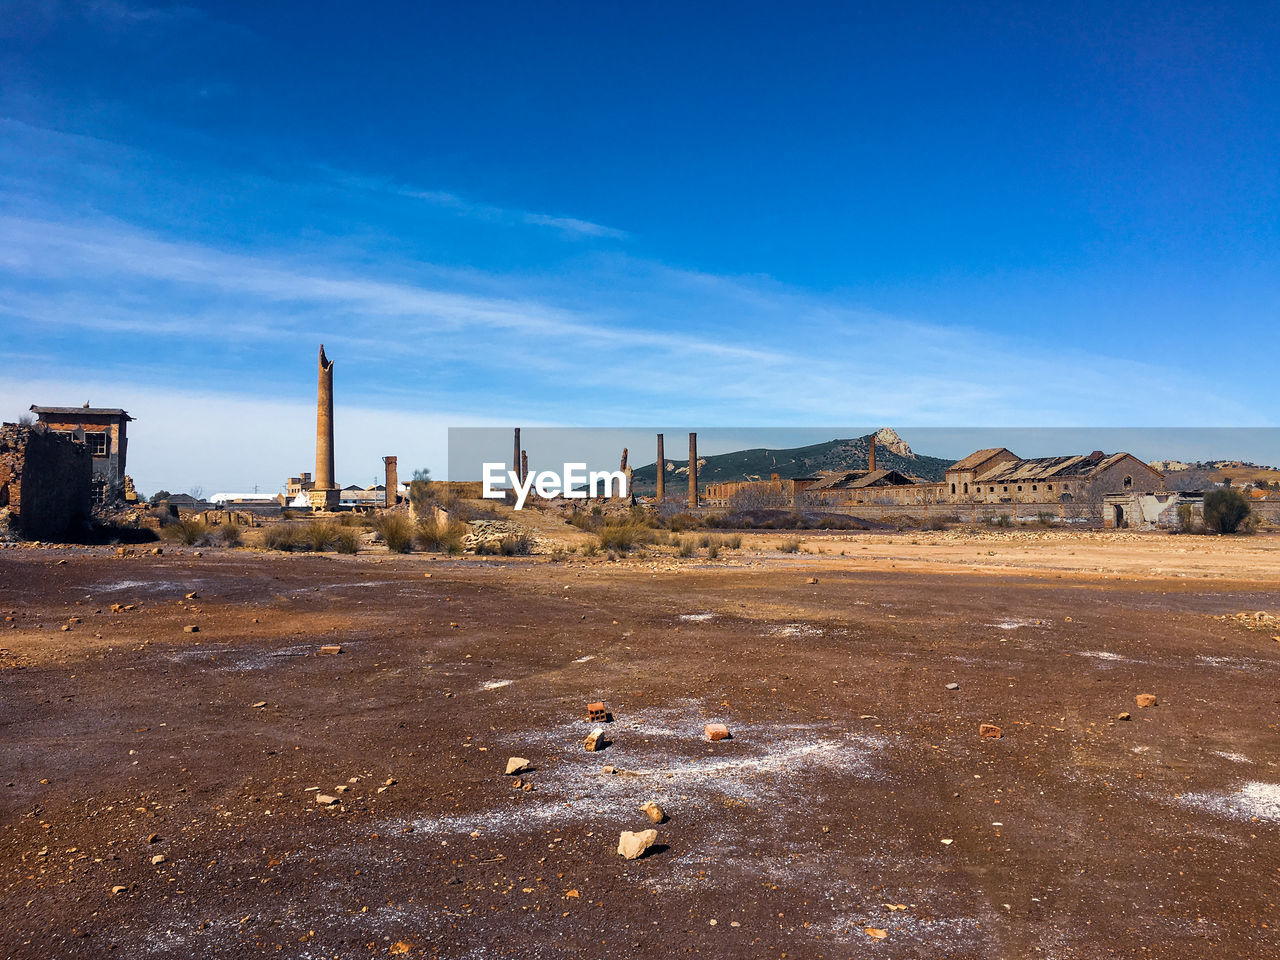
[262,523,302,551]
[597,522,648,552]
[334,529,361,554]
[415,516,467,554]
[217,523,243,546]
[162,517,212,546]
[676,535,696,558]
[778,536,802,553]
[303,521,339,552]
[371,513,414,553]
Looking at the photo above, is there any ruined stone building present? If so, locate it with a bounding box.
[30,404,133,504]
[0,423,92,539]
[704,446,1164,512]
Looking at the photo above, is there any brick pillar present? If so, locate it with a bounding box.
[656,433,665,501]
[868,435,876,472]
[310,344,339,509]
[521,450,528,486]
[688,432,698,509]
[383,456,398,508]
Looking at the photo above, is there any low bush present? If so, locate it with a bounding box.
[162,517,212,546]
[262,523,302,551]
[303,521,339,552]
[498,534,533,556]
[415,516,467,554]
[665,512,704,532]
[778,536,802,554]
[676,535,696,558]
[334,529,361,554]
[218,523,243,547]
[705,541,721,560]
[1203,488,1251,534]
[598,522,647,552]
[372,513,415,553]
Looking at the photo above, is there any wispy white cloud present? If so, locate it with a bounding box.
[0,212,1257,434]
[332,170,628,240]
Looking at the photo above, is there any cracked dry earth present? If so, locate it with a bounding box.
[1,542,1278,959]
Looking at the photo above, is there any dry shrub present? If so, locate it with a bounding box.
[415,516,467,554]
[304,521,339,552]
[778,536,802,553]
[334,529,361,554]
[262,523,302,551]
[372,513,415,553]
[162,517,212,546]
[598,522,647,552]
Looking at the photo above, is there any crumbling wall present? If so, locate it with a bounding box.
[0,424,92,539]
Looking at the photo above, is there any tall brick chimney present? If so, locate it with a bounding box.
[655,433,665,501]
[868,434,876,472]
[310,345,339,509]
[688,432,698,509]
[513,428,521,481]
[383,456,397,508]
[521,450,528,486]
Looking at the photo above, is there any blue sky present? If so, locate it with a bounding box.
[1,1,1277,491]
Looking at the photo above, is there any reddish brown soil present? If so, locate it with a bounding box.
[1,541,1278,959]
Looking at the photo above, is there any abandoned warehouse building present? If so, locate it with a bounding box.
[704,446,1165,512]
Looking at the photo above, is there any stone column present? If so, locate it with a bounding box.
[310,345,339,509]
[656,433,665,501]
[688,432,698,509]
[383,456,398,508]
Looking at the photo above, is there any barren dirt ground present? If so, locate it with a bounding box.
[2,532,1278,959]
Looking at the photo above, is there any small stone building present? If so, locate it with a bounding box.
[0,423,92,539]
[30,404,133,504]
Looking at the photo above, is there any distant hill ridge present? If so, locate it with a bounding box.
[630,428,955,490]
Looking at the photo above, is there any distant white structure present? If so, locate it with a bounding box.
[211,492,281,505]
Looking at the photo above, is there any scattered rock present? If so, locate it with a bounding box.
[319,644,343,655]
[617,828,658,860]
[185,592,198,600]
[806,577,818,584]
[150,547,163,556]
[315,794,339,806]
[111,884,128,896]
[1117,712,1131,721]
[945,682,960,691]
[151,854,166,865]
[183,625,199,633]
[865,927,888,940]
[583,728,606,752]
[505,757,532,775]
[1135,694,1158,708]
[335,785,349,794]
[705,723,731,741]
[639,801,666,823]
[979,723,1002,739]
[251,701,267,709]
